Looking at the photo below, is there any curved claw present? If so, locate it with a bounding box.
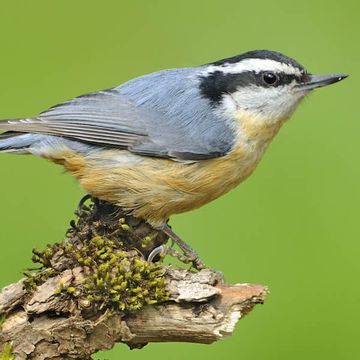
[77,194,92,213]
[147,245,165,263]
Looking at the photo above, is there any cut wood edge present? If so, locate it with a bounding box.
[123,282,268,346]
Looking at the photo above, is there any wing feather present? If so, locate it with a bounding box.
[0,70,235,160]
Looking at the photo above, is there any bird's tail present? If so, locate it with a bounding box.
[0,130,39,154]
[0,119,96,155]
[0,118,42,153]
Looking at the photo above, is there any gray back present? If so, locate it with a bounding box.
[0,66,235,161]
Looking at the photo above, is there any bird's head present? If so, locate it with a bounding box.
[199,50,347,125]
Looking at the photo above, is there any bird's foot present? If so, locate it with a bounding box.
[147,245,224,282]
[147,245,202,268]
[159,224,206,270]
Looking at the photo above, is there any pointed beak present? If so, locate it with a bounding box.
[296,73,348,91]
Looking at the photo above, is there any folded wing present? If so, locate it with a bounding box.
[0,84,233,161]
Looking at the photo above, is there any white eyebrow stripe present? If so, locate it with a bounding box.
[202,58,303,77]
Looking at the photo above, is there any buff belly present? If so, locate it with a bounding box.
[46,144,264,228]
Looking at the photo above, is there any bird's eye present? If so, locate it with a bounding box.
[262,72,279,86]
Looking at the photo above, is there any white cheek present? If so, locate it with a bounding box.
[228,86,305,120]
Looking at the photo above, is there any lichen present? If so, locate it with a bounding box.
[0,343,15,360]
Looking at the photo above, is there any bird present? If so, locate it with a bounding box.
[0,50,347,268]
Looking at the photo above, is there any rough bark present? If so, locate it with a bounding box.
[0,198,268,359]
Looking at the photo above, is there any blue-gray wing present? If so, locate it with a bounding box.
[0,68,235,160]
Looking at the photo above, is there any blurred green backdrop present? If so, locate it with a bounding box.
[0,0,358,359]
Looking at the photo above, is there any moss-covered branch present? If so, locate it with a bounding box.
[0,197,268,359]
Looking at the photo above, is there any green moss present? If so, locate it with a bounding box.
[24,199,171,314]
[0,343,15,360]
[31,245,54,267]
[141,236,153,249]
[23,267,55,291]
[54,282,78,296]
[120,224,130,231]
[30,235,170,314]
[77,236,170,312]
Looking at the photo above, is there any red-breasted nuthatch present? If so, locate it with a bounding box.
[0,50,348,267]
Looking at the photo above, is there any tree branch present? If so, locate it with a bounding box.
[0,198,268,359]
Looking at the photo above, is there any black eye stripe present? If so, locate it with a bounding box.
[199,70,306,106]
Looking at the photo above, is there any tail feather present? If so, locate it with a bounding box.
[0,131,40,154]
[0,119,99,155]
[0,131,19,139]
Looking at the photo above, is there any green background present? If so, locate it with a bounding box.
[0,0,358,359]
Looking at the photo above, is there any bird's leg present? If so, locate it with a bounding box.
[157,224,206,270]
